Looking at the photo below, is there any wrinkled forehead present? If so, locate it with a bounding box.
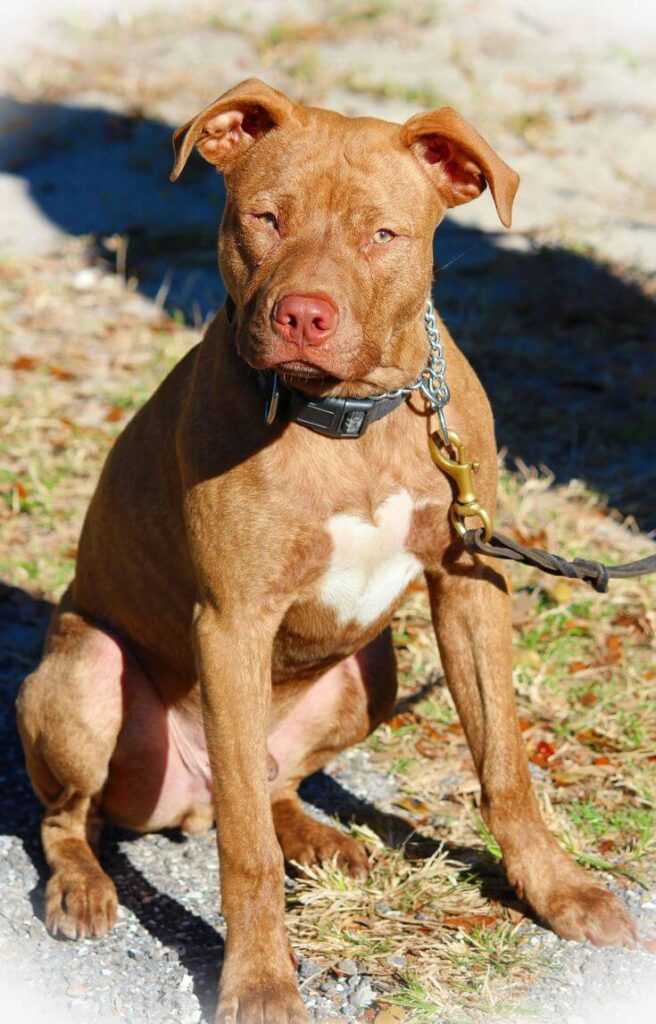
[226,110,439,222]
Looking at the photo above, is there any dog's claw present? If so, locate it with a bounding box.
[45,868,117,940]
[215,978,308,1024]
[533,875,639,948]
[274,804,369,879]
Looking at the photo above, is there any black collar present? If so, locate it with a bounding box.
[274,378,407,439]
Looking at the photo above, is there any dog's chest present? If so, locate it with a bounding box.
[318,489,423,628]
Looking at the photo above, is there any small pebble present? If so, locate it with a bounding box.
[66,983,88,998]
[299,958,322,979]
[349,977,374,1009]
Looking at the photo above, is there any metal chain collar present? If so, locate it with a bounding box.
[368,300,450,442]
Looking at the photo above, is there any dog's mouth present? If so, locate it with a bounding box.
[273,360,341,390]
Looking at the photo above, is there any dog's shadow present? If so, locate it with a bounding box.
[0,581,520,1020]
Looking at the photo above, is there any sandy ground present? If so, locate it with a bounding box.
[1,1,656,266]
[1,3,655,1023]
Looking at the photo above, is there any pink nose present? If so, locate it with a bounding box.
[272,294,338,347]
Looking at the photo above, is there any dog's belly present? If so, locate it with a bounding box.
[102,668,214,832]
[318,489,422,628]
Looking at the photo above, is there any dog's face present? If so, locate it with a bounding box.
[171,79,518,395]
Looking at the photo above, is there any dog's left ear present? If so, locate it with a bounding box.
[170,78,296,181]
[402,108,519,227]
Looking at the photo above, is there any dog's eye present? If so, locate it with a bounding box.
[373,228,395,244]
[255,212,278,229]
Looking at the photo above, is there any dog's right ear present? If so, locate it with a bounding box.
[170,78,295,181]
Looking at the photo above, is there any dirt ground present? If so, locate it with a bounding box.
[1,3,655,1023]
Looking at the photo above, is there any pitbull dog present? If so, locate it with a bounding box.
[17,80,637,1023]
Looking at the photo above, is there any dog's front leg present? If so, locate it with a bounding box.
[194,604,307,1024]
[426,557,637,947]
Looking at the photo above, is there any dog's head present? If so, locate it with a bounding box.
[171,79,518,395]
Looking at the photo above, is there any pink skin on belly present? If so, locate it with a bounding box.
[101,649,364,832]
[100,651,213,832]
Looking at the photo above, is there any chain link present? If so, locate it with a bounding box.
[368,300,450,442]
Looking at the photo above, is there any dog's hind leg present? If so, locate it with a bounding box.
[17,603,125,938]
[268,628,397,878]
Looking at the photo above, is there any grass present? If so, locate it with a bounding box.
[503,108,555,147]
[286,830,547,1021]
[337,72,448,108]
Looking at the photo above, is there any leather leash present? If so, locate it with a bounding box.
[462,528,656,594]
[428,429,655,593]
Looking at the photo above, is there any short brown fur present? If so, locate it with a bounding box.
[17,80,636,1024]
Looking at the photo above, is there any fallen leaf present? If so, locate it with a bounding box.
[11,355,39,371]
[393,797,429,815]
[563,619,590,633]
[511,528,547,548]
[415,738,438,759]
[551,772,578,787]
[612,611,651,637]
[576,728,622,752]
[442,913,499,932]
[593,756,611,766]
[421,723,447,742]
[49,364,76,380]
[604,634,623,663]
[374,1008,405,1024]
[599,839,615,854]
[518,718,534,732]
[549,580,575,605]
[536,740,556,759]
[105,406,125,423]
[568,660,591,674]
[579,691,597,707]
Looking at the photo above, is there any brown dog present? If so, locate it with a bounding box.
[17,79,637,1023]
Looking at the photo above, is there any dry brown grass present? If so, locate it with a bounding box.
[286,828,545,1021]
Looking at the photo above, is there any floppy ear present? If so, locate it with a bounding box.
[170,78,295,181]
[402,108,519,228]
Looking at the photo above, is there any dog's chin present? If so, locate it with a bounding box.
[274,360,341,393]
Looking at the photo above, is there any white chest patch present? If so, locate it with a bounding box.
[320,489,422,628]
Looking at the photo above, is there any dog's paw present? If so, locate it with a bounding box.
[274,802,369,879]
[45,867,117,940]
[215,977,308,1024]
[540,880,638,947]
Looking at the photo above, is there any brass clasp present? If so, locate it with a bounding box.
[428,429,493,542]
